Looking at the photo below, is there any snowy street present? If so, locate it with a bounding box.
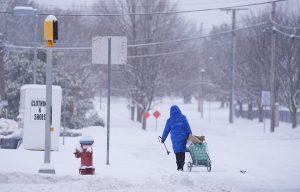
[1,98,299,192]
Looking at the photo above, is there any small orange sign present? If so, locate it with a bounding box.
[142,112,150,119]
[153,111,161,119]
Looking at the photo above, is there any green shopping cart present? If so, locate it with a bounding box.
[187,142,212,172]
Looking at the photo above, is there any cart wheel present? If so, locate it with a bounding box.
[187,162,192,172]
[207,162,212,172]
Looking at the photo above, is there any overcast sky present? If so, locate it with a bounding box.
[35,0,297,29]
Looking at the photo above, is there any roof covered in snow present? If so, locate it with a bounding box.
[21,84,62,91]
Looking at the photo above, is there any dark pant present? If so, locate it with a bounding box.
[175,152,185,170]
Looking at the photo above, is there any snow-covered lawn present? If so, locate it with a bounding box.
[0,98,299,192]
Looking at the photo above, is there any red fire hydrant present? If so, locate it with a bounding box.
[74,136,95,175]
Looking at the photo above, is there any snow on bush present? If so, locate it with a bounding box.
[60,128,82,137]
[0,118,18,136]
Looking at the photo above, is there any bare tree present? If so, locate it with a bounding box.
[276,11,300,128]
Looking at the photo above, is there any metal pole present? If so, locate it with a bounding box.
[33,12,38,84]
[99,88,102,110]
[0,34,5,102]
[39,48,55,174]
[229,9,236,124]
[209,98,211,122]
[63,95,66,145]
[45,48,52,164]
[270,2,276,132]
[201,72,204,119]
[264,106,266,133]
[106,37,112,165]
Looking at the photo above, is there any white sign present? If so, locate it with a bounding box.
[92,36,127,65]
[30,99,46,121]
[261,91,270,106]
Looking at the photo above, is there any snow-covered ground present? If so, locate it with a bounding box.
[0,98,299,192]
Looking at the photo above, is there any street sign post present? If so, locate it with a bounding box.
[92,36,127,165]
[153,110,161,131]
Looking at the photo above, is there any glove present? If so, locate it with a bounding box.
[158,136,164,143]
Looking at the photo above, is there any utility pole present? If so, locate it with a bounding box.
[229,9,236,124]
[106,37,112,165]
[270,2,276,132]
[0,34,5,101]
[200,69,205,118]
[221,8,247,124]
[141,0,152,130]
[33,12,38,84]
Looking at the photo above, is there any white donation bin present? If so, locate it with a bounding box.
[19,84,62,151]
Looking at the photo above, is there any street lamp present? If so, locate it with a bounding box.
[13,6,38,84]
[200,68,205,119]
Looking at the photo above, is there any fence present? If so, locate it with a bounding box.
[234,107,300,125]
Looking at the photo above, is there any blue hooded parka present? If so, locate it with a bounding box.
[161,105,192,153]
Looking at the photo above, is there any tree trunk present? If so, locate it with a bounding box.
[183,95,191,104]
[197,98,201,112]
[136,105,142,123]
[258,104,264,123]
[291,108,297,128]
[248,102,253,120]
[237,100,243,118]
[142,117,146,130]
[130,105,135,121]
[220,99,225,108]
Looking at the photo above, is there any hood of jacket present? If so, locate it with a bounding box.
[170,105,182,117]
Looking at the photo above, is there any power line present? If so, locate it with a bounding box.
[128,22,267,47]
[2,19,265,48]
[273,27,300,39]
[42,0,287,16]
[4,22,267,52]
[5,26,269,60]
[128,50,185,59]
[0,0,287,17]
[270,19,300,30]
[4,44,92,50]
[38,0,249,8]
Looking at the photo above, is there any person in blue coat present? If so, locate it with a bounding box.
[161,105,192,171]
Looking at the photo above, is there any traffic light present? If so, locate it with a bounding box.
[44,15,58,47]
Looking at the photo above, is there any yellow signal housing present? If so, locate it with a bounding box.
[44,21,54,47]
[44,15,58,48]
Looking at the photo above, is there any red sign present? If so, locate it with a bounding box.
[142,111,150,119]
[153,111,161,119]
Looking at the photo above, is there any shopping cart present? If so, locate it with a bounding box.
[187,142,212,172]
